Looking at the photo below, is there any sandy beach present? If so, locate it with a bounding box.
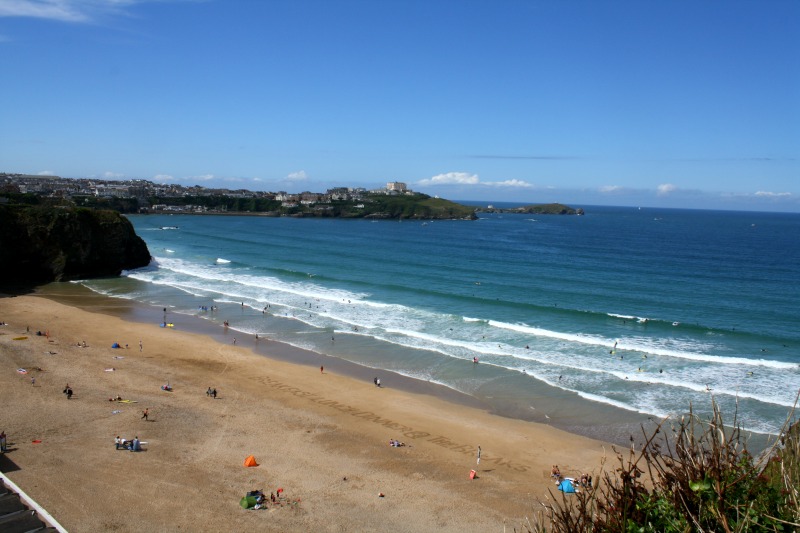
[0,293,612,532]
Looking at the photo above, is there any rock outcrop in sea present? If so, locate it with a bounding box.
[0,205,151,287]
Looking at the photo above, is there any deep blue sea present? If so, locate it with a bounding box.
[78,205,800,441]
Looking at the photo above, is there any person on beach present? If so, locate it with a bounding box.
[207,387,213,397]
[212,388,217,399]
[141,408,149,420]
[477,445,481,465]
[0,431,7,452]
[373,377,378,386]
[376,378,381,388]
[320,366,324,374]
[139,340,143,352]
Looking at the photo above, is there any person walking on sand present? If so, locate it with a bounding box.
[477,445,482,465]
[320,365,324,374]
[141,408,149,421]
[139,340,143,352]
[0,431,7,452]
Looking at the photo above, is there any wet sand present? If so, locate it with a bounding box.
[0,293,612,532]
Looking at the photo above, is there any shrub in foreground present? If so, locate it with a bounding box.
[523,395,800,532]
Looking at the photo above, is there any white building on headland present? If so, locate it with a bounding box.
[386,182,407,192]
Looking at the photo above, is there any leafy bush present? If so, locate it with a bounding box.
[523,395,799,533]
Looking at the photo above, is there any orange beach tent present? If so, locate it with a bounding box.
[243,455,259,467]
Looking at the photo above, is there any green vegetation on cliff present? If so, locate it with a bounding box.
[68,192,477,219]
[476,202,583,215]
[325,194,477,219]
[0,205,151,286]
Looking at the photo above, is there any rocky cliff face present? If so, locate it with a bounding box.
[0,205,151,286]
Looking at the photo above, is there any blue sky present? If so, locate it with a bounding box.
[1,0,798,211]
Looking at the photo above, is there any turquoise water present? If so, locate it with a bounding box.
[78,206,800,439]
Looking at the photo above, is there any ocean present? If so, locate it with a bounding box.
[76,205,800,444]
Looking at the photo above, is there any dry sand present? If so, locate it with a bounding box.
[0,295,612,532]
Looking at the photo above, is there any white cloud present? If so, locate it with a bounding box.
[417,172,533,189]
[483,179,532,188]
[285,170,308,181]
[103,171,124,179]
[657,183,677,195]
[0,1,194,23]
[0,0,88,22]
[37,170,55,175]
[417,172,479,186]
[153,174,173,183]
[599,185,624,193]
[754,191,792,197]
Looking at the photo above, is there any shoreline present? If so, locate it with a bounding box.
[0,290,613,532]
[38,281,654,449]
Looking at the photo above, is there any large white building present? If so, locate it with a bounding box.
[386,182,407,192]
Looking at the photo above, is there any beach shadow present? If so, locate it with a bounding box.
[0,453,21,473]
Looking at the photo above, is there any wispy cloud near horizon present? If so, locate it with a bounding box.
[754,191,792,198]
[416,172,533,189]
[467,154,583,160]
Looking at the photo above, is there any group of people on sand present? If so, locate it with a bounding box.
[247,488,284,510]
[114,435,142,452]
[206,387,218,398]
[388,438,406,447]
[550,464,592,488]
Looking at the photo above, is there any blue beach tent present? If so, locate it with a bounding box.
[558,479,576,494]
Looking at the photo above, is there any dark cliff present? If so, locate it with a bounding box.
[0,205,151,287]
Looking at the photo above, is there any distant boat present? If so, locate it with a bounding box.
[160,226,179,230]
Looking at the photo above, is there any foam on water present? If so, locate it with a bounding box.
[77,210,800,438]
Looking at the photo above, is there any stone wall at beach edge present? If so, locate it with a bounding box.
[0,205,152,287]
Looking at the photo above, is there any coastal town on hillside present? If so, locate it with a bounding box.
[0,173,579,218]
[0,172,412,209]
